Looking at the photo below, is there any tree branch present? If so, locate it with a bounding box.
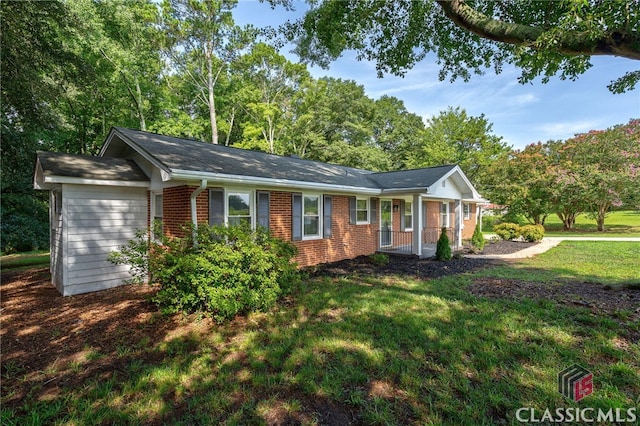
[435,0,640,60]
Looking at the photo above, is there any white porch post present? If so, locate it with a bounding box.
[412,194,423,256]
[455,199,463,248]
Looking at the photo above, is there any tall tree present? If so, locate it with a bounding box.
[285,0,640,92]
[561,119,640,231]
[94,0,164,131]
[371,95,426,170]
[405,107,508,186]
[233,43,309,154]
[484,142,555,225]
[161,0,252,144]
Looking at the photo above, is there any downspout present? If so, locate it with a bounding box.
[191,179,208,241]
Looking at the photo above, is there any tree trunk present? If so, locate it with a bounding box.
[135,76,146,131]
[207,50,218,145]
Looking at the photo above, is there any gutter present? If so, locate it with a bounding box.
[190,179,208,227]
[170,169,382,195]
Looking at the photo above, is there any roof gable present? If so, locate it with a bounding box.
[103,127,378,190]
[95,127,484,199]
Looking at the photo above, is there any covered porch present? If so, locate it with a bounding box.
[376,227,458,258]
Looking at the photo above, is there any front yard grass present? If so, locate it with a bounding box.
[2,242,639,425]
[543,210,640,237]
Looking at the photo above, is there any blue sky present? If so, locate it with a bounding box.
[234,1,640,150]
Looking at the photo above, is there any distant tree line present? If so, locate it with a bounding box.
[484,119,640,232]
[1,1,636,251]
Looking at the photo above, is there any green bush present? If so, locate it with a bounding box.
[520,224,545,242]
[471,223,486,251]
[369,252,389,266]
[480,215,497,232]
[494,223,521,241]
[110,224,300,322]
[0,214,49,254]
[435,227,452,260]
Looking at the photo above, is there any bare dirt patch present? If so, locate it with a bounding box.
[0,267,215,411]
[468,277,640,340]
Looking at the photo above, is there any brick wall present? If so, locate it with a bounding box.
[269,191,378,267]
[462,203,478,240]
[157,185,479,264]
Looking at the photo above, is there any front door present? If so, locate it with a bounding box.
[380,199,392,247]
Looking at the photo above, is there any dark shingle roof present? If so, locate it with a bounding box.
[107,128,465,192]
[369,165,457,189]
[112,127,377,188]
[37,151,149,181]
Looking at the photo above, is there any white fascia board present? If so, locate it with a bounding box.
[101,129,170,174]
[433,166,484,200]
[380,187,428,195]
[170,169,382,195]
[43,176,150,188]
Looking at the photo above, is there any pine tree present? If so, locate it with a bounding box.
[435,227,452,261]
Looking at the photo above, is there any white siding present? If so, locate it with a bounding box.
[60,185,147,296]
[427,177,463,199]
[50,190,64,293]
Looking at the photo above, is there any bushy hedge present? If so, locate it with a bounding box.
[494,223,521,241]
[110,224,300,322]
[520,224,545,242]
[494,223,545,242]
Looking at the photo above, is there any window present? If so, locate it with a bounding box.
[404,200,413,231]
[440,202,449,228]
[463,203,471,220]
[303,195,320,238]
[356,198,369,223]
[227,192,252,226]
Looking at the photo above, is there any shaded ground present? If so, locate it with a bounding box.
[2,240,637,422]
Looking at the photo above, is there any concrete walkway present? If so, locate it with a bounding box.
[465,236,640,260]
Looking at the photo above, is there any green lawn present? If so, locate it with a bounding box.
[3,242,639,425]
[0,250,50,271]
[543,210,640,237]
[483,210,640,237]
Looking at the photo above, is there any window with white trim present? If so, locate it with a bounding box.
[440,202,449,228]
[227,191,252,226]
[356,197,369,224]
[404,200,413,231]
[463,203,471,220]
[303,195,321,238]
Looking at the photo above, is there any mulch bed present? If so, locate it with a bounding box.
[475,240,538,255]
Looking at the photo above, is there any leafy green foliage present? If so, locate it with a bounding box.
[368,253,389,266]
[405,106,509,186]
[471,223,485,251]
[520,224,545,242]
[435,227,451,260]
[287,0,640,92]
[494,223,521,241]
[110,224,299,322]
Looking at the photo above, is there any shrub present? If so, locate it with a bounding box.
[435,227,452,260]
[520,224,545,242]
[494,223,521,241]
[110,224,300,322]
[369,253,389,266]
[480,215,497,232]
[471,223,486,251]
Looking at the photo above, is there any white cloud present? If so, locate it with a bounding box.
[537,120,601,140]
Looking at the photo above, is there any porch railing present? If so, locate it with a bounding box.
[376,230,414,255]
[422,227,456,247]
